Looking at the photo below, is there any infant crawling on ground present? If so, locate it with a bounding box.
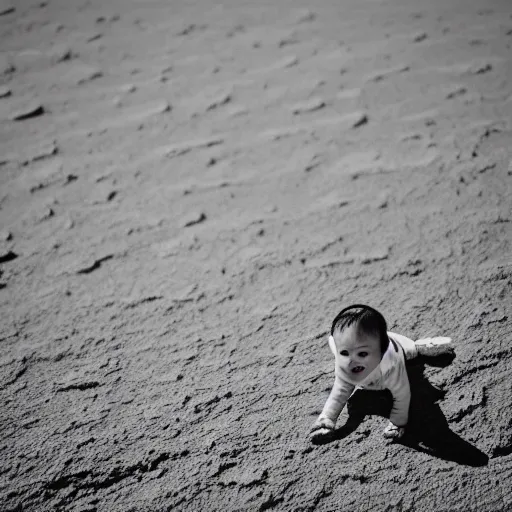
[310,304,452,442]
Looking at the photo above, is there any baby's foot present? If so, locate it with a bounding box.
[416,337,453,357]
[383,422,405,440]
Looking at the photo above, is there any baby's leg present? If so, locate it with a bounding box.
[415,337,453,357]
[388,332,418,360]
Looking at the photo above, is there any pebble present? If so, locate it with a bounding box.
[183,212,207,228]
[0,5,14,16]
[352,113,368,128]
[0,53,14,74]
[73,64,103,85]
[120,84,137,94]
[9,102,45,121]
[360,249,389,264]
[292,97,326,115]
[0,250,18,263]
[413,32,428,43]
[0,230,13,242]
[0,85,11,98]
[49,44,74,62]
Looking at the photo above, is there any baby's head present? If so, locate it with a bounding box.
[328,304,389,382]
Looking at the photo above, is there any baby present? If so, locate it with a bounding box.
[310,304,452,442]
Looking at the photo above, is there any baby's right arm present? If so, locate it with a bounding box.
[310,376,355,439]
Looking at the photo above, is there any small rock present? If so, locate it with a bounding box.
[0,230,12,242]
[19,140,58,165]
[56,376,100,392]
[352,113,368,128]
[9,102,45,121]
[86,32,102,42]
[183,212,207,228]
[120,84,137,94]
[75,65,103,85]
[28,161,66,193]
[49,44,74,62]
[471,62,492,75]
[0,5,15,16]
[165,137,224,158]
[360,249,389,264]
[0,85,11,98]
[292,97,326,115]
[0,250,17,263]
[413,32,428,43]
[0,53,15,74]
[304,154,323,172]
[90,189,118,204]
[376,192,390,209]
[176,23,206,36]
[36,206,55,223]
[205,92,232,112]
[159,101,172,113]
[279,34,299,47]
[446,87,467,99]
[280,55,299,68]
[75,254,113,274]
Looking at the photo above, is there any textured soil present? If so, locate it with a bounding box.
[1,0,512,510]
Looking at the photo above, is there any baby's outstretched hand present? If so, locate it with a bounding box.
[383,421,405,440]
[309,417,335,444]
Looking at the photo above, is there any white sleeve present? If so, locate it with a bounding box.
[385,361,411,426]
[319,376,355,424]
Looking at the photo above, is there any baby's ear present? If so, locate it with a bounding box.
[328,335,337,356]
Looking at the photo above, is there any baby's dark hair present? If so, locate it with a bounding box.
[330,304,389,354]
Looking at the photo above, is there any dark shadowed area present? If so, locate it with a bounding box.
[1,0,511,510]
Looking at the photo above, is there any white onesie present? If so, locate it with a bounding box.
[320,331,418,427]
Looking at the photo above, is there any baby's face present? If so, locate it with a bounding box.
[332,323,382,382]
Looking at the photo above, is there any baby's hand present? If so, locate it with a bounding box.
[309,417,335,444]
[383,421,405,440]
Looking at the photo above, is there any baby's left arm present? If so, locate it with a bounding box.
[385,362,411,438]
[310,375,355,443]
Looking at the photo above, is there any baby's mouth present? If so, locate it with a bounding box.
[351,366,365,374]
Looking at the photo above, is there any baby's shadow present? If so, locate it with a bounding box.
[327,354,488,467]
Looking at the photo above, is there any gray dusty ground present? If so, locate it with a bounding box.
[1,0,512,510]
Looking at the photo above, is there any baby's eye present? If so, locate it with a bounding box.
[358,351,368,358]
[340,350,349,356]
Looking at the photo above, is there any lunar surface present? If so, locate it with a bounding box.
[1,0,511,510]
